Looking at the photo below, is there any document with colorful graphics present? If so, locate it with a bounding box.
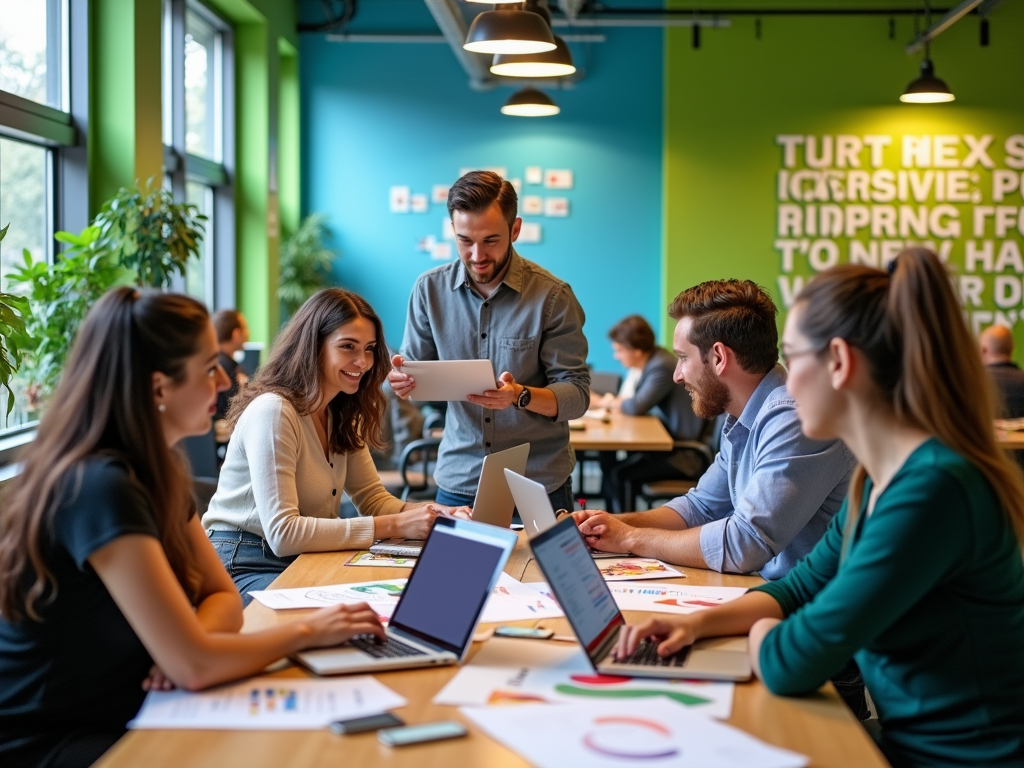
[435,637,734,719]
[130,676,406,730]
[597,557,683,581]
[462,700,808,768]
[346,551,417,568]
[610,584,748,615]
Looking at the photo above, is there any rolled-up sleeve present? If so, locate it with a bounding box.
[690,405,852,574]
[541,283,590,422]
[665,448,734,529]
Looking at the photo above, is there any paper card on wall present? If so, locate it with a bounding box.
[389,185,410,213]
[442,218,455,241]
[525,166,543,185]
[544,169,573,189]
[417,235,437,253]
[411,193,428,213]
[518,221,542,244]
[509,178,522,194]
[522,195,543,215]
[432,185,450,204]
[545,197,570,217]
[431,241,453,260]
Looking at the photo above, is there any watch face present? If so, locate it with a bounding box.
[518,387,531,409]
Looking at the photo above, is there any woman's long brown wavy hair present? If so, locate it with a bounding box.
[794,247,1024,548]
[0,288,209,622]
[225,289,389,454]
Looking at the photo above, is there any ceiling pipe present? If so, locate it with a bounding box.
[551,16,730,28]
[327,32,606,44]
[422,0,495,90]
[905,0,984,53]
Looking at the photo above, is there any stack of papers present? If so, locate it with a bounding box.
[130,676,405,730]
[597,558,683,581]
[249,573,564,624]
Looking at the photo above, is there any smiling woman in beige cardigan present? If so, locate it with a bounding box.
[203,289,467,604]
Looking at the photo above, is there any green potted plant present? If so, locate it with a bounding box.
[0,225,30,422]
[278,213,335,317]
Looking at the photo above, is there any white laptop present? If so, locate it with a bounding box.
[294,517,517,675]
[371,444,530,557]
[531,517,752,681]
[400,359,498,402]
[503,469,627,558]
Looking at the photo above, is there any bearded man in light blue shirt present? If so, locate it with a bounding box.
[575,279,856,582]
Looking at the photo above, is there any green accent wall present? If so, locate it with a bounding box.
[89,0,164,212]
[663,5,1024,349]
[278,39,300,240]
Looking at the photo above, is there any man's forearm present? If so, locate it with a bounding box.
[524,385,559,419]
[618,506,688,530]
[625,526,709,570]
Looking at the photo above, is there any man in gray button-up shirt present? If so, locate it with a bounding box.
[389,172,590,511]
[575,279,855,581]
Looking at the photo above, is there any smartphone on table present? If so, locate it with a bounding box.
[494,626,554,640]
[377,721,468,747]
[329,712,404,734]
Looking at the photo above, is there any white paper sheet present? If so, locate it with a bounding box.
[130,676,406,730]
[435,637,734,719]
[610,584,748,614]
[249,573,563,624]
[597,558,684,581]
[462,700,808,768]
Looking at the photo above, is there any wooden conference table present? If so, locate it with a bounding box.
[98,535,889,768]
[569,412,673,452]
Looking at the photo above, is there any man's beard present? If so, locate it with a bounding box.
[687,361,730,419]
[470,242,512,285]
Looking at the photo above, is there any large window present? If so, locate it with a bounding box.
[163,0,233,311]
[0,0,74,438]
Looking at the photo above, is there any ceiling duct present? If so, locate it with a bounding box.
[422,0,496,89]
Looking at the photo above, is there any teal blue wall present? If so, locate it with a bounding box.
[299,1,665,371]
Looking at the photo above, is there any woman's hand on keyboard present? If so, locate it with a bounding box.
[614,616,699,661]
[303,602,386,649]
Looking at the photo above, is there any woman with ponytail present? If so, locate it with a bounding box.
[614,248,1024,767]
[0,289,385,768]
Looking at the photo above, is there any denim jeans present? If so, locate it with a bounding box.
[435,476,577,520]
[209,530,297,607]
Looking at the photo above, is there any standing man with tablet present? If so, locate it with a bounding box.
[389,171,590,513]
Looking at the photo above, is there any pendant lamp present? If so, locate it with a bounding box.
[490,36,576,78]
[900,57,955,103]
[501,88,560,117]
[464,7,557,55]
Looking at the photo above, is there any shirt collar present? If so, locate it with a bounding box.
[452,248,524,294]
[735,364,788,430]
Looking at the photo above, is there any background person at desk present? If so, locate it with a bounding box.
[615,249,1024,768]
[979,323,1024,419]
[592,314,707,512]
[0,289,386,768]
[204,289,467,605]
[211,308,250,449]
[389,171,590,513]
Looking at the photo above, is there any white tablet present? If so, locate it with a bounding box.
[401,359,498,402]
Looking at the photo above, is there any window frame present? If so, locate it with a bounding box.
[0,0,86,450]
[163,0,235,311]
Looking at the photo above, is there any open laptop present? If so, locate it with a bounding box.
[503,469,627,559]
[371,444,530,556]
[531,517,751,681]
[294,517,517,675]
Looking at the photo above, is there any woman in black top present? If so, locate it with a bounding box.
[0,288,386,768]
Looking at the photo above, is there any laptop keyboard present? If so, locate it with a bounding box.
[349,635,427,659]
[610,639,691,668]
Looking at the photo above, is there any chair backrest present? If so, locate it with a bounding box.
[180,431,219,482]
[589,370,622,396]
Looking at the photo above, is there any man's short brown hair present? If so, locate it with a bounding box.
[608,315,656,352]
[212,309,243,344]
[447,170,518,227]
[668,280,778,374]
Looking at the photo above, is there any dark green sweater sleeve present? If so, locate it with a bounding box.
[752,465,971,696]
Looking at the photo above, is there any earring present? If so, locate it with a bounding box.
[158,404,166,413]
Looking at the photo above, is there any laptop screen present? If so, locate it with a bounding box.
[531,519,623,661]
[389,519,509,655]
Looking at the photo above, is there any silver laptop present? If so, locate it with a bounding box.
[503,469,627,558]
[294,517,517,675]
[370,444,530,557]
[531,517,752,681]
[472,443,530,528]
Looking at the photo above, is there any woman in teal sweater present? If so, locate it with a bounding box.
[614,248,1024,768]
